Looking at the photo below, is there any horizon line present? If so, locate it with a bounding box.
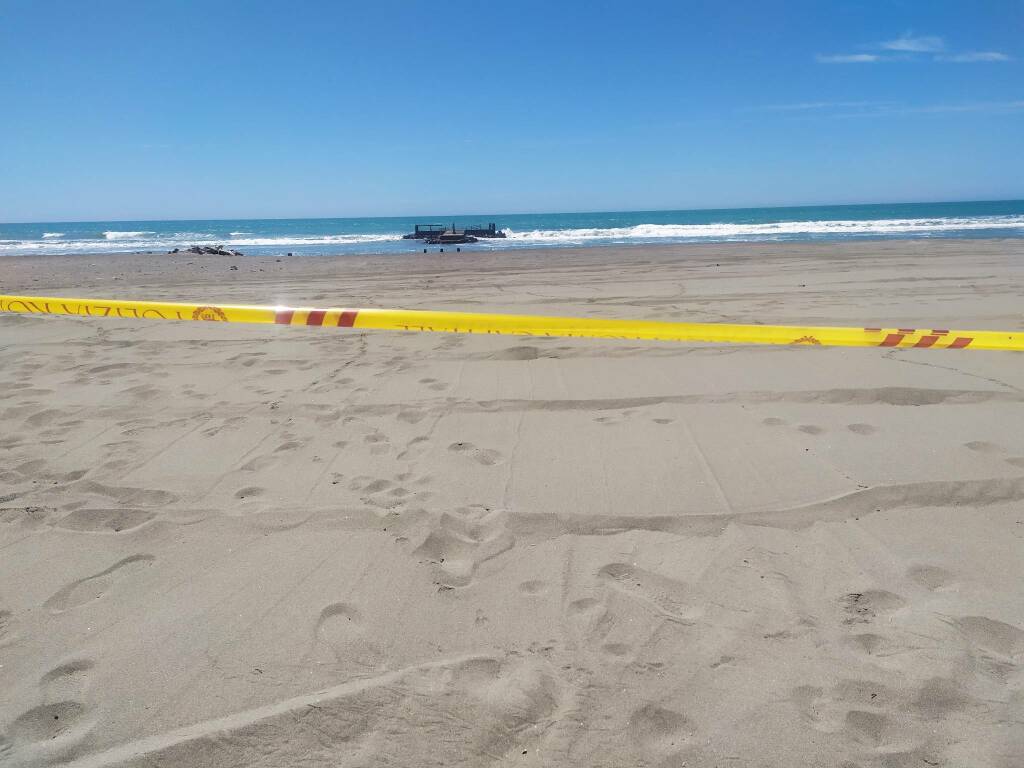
[3,197,1023,227]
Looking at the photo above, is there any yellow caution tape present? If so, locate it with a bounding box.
[1,294,1021,350]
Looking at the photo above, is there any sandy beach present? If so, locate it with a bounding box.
[1,238,1023,767]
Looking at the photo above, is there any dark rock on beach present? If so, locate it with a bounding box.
[168,245,244,256]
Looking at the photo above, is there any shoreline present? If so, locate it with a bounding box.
[1,233,1023,262]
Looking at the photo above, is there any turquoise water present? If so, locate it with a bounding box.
[2,200,1023,256]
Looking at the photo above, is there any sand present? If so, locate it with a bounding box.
[0,239,1022,767]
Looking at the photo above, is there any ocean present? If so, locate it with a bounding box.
[2,200,1023,257]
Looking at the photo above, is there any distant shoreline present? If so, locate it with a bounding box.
[2,201,1022,257]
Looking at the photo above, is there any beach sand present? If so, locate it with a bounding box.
[1,239,1022,767]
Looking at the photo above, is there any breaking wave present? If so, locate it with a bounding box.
[497,216,1024,244]
[0,231,404,255]
[225,234,399,246]
[103,230,154,240]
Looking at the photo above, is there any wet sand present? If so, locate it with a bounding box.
[1,239,1023,767]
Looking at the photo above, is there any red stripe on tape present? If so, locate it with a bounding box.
[880,333,905,347]
[949,337,973,349]
[931,329,949,335]
[306,310,326,326]
[914,335,939,348]
[898,328,916,334]
[338,310,358,328]
[864,327,882,332]
[275,310,294,325]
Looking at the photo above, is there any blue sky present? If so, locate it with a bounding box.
[1,0,1021,221]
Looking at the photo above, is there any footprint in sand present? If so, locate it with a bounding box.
[906,564,955,591]
[838,590,905,625]
[436,335,465,351]
[602,642,632,658]
[43,554,155,613]
[566,597,612,643]
[843,709,897,748]
[240,455,278,472]
[41,659,94,702]
[396,407,428,424]
[598,563,701,624]
[790,685,839,732]
[792,680,910,752]
[0,507,55,530]
[847,423,877,435]
[25,408,70,427]
[594,410,636,426]
[762,417,786,426]
[363,432,392,455]
[350,475,431,513]
[628,703,692,757]
[228,352,265,368]
[75,481,176,507]
[55,508,155,534]
[415,507,513,588]
[964,441,1004,454]
[912,676,971,720]
[5,658,96,749]
[479,658,560,737]
[844,632,909,657]
[419,378,449,392]
[489,345,540,361]
[951,615,1024,659]
[314,410,341,426]
[314,603,383,670]
[797,424,825,435]
[518,580,548,596]
[448,441,504,466]
[5,702,90,748]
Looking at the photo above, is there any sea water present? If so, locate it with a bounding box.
[2,200,1023,257]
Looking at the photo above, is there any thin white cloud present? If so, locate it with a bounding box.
[816,53,881,64]
[817,32,1011,64]
[937,51,1012,62]
[881,33,945,52]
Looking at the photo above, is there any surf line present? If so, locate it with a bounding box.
[1,295,1022,351]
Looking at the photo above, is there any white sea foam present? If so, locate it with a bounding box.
[225,234,398,246]
[42,232,64,238]
[495,215,1024,244]
[2,215,1022,256]
[103,230,154,240]
[229,231,252,236]
[0,231,403,255]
